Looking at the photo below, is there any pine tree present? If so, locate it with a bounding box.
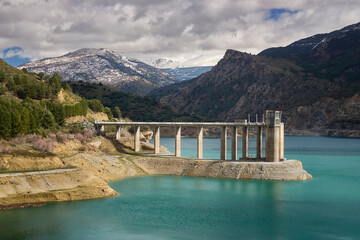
[0,103,12,138]
[113,106,122,118]
[10,107,22,136]
[41,109,56,129]
[0,70,6,82]
[104,107,113,120]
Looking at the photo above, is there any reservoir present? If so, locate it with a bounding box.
[1,136,360,239]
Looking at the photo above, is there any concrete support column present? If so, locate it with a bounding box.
[175,126,181,157]
[231,126,237,160]
[256,126,262,159]
[242,126,248,159]
[221,126,227,160]
[115,126,121,140]
[134,126,141,152]
[98,125,105,136]
[265,110,282,162]
[154,126,160,154]
[279,123,284,161]
[197,126,203,159]
[265,126,280,162]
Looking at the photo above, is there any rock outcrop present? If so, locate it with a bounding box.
[133,158,312,181]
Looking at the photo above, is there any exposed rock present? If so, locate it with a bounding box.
[132,158,312,181]
[0,136,312,210]
[0,155,66,171]
[141,130,153,142]
[0,168,117,206]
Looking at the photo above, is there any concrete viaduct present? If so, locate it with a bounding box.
[95,110,285,162]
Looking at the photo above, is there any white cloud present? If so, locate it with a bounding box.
[0,0,360,66]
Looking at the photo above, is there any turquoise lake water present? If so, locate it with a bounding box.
[1,136,360,239]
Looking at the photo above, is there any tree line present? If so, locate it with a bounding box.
[0,69,122,138]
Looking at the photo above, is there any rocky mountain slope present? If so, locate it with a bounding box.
[19,48,178,95]
[149,22,360,137]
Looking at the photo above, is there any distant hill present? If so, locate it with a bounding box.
[163,66,212,81]
[19,48,178,96]
[68,81,204,122]
[151,57,213,80]
[149,22,360,137]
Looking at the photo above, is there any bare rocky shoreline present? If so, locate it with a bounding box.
[0,137,312,210]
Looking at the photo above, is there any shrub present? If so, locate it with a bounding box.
[32,138,55,152]
[0,143,10,154]
[78,145,96,152]
[68,122,84,133]
[83,129,95,139]
[78,145,87,151]
[75,133,87,144]
[56,132,68,143]
[48,133,56,141]
[9,135,25,146]
[24,134,41,143]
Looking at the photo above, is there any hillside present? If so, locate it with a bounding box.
[149,22,360,137]
[0,58,114,138]
[19,48,178,96]
[68,81,204,122]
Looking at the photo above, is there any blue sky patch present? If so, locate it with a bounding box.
[266,8,298,21]
[1,47,30,67]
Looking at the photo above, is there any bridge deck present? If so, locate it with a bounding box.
[95,121,266,127]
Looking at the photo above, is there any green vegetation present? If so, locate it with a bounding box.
[0,59,115,139]
[69,81,204,122]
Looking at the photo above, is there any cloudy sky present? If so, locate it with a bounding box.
[1,0,360,66]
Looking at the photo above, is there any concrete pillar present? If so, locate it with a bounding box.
[221,126,227,160]
[265,110,282,162]
[175,126,181,157]
[279,123,284,161]
[256,126,262,159]
[134,126,141,152]
[99,125,105,135]
[265,126,280,162]
[197,126,203,159]
[242,126,248,159]
[231,126,237,160]
[115,126,121,140]
[154,126,160,154]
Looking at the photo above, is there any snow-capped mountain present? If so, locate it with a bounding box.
[151,58,213,81]
[163,66,212,81]
[152,58,175,68]
[19,48,179,95]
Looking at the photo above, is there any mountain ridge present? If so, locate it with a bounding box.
[149,22,360,137]
[19,48,178,96]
